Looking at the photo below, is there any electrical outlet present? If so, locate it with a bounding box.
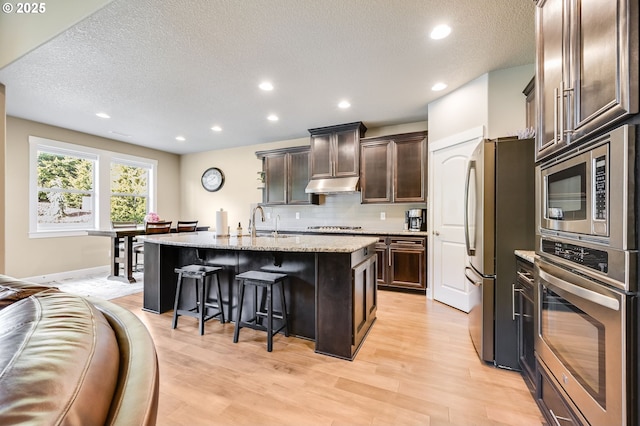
[380,212,386,220]
[266,212,271,220]
[108,249,111,258]
[295,212,300,219]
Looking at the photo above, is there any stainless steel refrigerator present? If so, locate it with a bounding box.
[464,136,534,369]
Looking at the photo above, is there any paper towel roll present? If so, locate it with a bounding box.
[215,209,228,236]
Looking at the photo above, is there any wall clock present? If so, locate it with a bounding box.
[201,167,225,192]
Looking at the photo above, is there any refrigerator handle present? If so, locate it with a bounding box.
[464,267,481,287]
[464,159,476,256]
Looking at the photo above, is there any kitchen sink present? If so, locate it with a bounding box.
[256,232,289,238]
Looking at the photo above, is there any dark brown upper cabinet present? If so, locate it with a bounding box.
[256,146,319,205]
[308,122,367,179]
[360,131,427,204]
[535,0,638,161]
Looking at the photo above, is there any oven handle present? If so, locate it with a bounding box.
[539,269,620,311]
[549,409,572,426]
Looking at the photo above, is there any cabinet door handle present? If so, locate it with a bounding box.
[517,271,534,285]
[554,86,560,144]
[512,284,523,321]
[558,81,565,143]
[563,84,574,136]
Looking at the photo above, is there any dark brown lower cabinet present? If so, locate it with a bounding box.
[375,236,426,293]
[352,254,377,349]
[515,257,535,389]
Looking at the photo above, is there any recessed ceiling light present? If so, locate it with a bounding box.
[211,125,222,132]
[338,100,351,109]
[267,114,279,122]
[175,136,186,142]
[259,82,274,91]
[96,112,111,119]
[430,24,451,40]
[431,82,448,91]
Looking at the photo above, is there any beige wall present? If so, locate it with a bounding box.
[179,136,308,231]
[427,73,489,143]
[428,64,534,143]
[180,121,429,232]
[6,117,181,278]
[488,64,535,139]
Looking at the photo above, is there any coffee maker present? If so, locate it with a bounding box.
[405,208,427,231]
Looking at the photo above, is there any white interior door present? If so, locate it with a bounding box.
[428,127,483,312]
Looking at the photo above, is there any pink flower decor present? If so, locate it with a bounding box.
[145,212,160,223]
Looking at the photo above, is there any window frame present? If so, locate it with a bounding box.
[29,136,158,238]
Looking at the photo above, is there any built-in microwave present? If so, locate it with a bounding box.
[536,124,636,252]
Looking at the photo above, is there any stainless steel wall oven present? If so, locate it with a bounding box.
[535,124,638,425]
[535,257,636,425]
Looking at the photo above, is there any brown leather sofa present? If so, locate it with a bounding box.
[0,275,159,425]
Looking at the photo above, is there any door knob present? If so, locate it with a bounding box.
[434,231,440,236]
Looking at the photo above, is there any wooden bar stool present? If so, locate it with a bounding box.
[233,270,289,352]
[172,264,225,335]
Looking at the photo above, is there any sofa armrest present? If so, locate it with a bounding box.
[90,298,159,426]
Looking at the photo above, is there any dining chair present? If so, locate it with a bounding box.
[134,221,173,270]
[145,220,172,234]
[176,220,198,232]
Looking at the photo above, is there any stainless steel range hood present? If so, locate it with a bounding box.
[305,176,359,194]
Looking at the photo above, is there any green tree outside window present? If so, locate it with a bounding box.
[110,163,149,223]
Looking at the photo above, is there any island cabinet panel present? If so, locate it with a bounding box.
[360,131,427,204]
[309,121,367,179]
[352,254,377,350]
[316,244,377,360]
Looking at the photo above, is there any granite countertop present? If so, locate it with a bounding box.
[137,231,378,253]
[515,250,536,263]
[256,227,429,237]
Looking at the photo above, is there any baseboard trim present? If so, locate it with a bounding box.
[22,265,110,284]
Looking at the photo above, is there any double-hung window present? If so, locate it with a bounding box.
[29,136,157,237]
[110,159,151,224]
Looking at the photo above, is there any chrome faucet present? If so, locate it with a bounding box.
[274,214,281,237]
[250,205,265,239]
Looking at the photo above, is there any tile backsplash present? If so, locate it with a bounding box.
[252,193,427,232]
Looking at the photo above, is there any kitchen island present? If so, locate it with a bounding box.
[138,232,378,360]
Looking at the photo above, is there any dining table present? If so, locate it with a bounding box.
[87,225,209,283]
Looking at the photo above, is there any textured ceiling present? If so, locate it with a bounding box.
[0,0,536,154]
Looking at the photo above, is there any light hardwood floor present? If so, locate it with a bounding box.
[112,290,544,425]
